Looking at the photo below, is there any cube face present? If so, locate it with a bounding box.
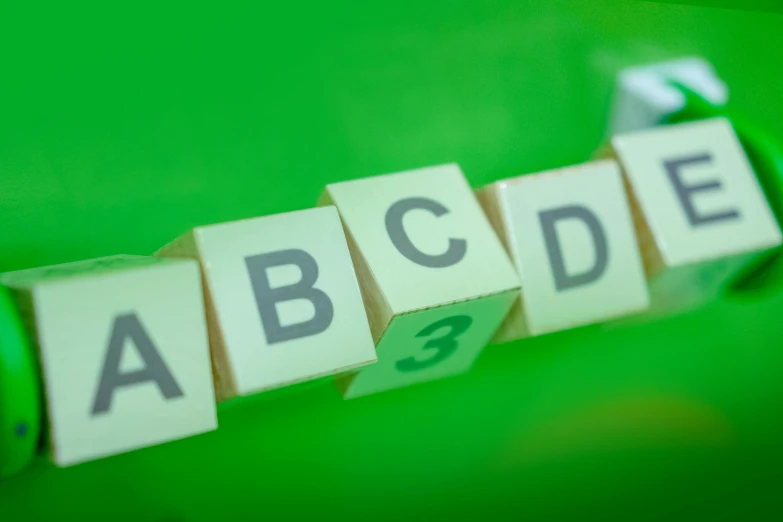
[643,253,754,315]
[177,206,376,398]
[608,57,727,135]
[324,164,520,317]
[1,255,165,288]
[342,290,517,399]
[493,160,649,337]
[9,257,218,467]
[610,118,782,316]
[612,118,782,268]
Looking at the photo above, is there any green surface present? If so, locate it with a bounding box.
[1,1,783,520]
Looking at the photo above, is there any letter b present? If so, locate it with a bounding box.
[245,249,334,345]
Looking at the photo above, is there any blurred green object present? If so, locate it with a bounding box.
[0,286,40,479]
[1,1,783,521]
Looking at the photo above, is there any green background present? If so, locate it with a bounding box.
[1,1,782,520]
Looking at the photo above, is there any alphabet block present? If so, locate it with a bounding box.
[606,117,783,317]
[0,255,217,467]
[477,160,650,343]
[608,57,728,135]
[157,206,376,401]
[320,164,520,398]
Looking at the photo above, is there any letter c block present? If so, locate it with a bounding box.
[321,164,520,399]
[477,160,650,342]
[607,118,783,318]
[157,206,377,401]
[0,255,217,467]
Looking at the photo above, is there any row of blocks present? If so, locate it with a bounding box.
[3,117,780,467]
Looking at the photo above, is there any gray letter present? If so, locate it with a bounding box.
[385,197,467,268]
[539,205,609,292]
[664,153,740,226]
[91,313,183,416]
[245,249,334,345]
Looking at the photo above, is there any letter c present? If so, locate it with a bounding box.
[384,197,467,268]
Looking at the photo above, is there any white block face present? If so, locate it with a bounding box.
[194,206,376,395]
[498,160,650,336]
[612,118,782,267]
[609,56,728,135]
[324,164,520,315]
[32,259,217,467]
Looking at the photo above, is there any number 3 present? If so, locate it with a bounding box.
[395,315,473,372]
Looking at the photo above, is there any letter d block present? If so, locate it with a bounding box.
[477,160,650,342]
[321,164,520,399]
[608,117,783,317]
[157,206,377,401]
[0,255,217,467]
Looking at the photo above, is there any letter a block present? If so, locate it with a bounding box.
[608,117,783,317]
[157,206,376,401]
[321,164,520,399]
[477,160,650,342]
[0,255,217,467]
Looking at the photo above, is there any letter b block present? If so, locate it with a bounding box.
[0,255,217,467]
[321,164,520,398]
[607,117,783,317]
[477,160,650,342]
[157,206,377,401]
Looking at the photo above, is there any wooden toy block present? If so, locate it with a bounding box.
[476,159,650,343]
[605,117,783,318]
[156,206,377,401]
[0,255,217,467]
[320,163,520,399]
[608,57,728,135]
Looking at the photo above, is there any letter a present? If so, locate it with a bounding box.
[91,313,184,416]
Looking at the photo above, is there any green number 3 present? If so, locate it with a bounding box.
[395,315,473,372]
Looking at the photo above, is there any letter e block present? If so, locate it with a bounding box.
[608,117,783,317]
[0,255,217,467]
[321,164,520,398]
[477,160,650,342]
[157,206,376,400]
